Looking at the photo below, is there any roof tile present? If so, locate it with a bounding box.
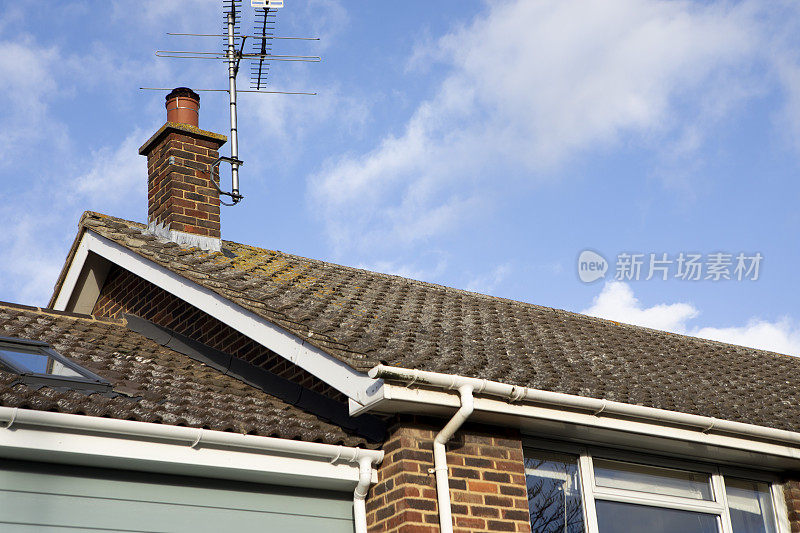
[54,212,800,433]
[0,302,369,447]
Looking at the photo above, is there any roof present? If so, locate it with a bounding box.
[53,212,800,433]
[0,301,368,447]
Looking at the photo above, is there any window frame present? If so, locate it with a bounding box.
[0,336,111,392]
[523,438,790,533]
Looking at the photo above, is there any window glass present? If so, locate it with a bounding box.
[49,359,83,378]
[0,347,50,374]
[726,478,777,533]
[525,451,585,533]
[593,458,713,501]
[596,500,719,533]
[0,346,81,377]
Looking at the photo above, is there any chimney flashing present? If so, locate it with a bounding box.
[146,221,222,252]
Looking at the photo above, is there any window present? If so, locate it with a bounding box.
[525,446,786,533]
[0,337,111,392]
[525,451,585,533]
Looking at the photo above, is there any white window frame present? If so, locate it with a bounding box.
[523,439,790,533]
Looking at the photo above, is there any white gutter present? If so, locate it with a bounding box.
[0,407,382,533]
[367,365,800,448]
[434,384,474,533]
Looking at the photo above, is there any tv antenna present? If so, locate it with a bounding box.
[142,0,319,206]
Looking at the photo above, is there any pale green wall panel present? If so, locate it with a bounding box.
[0,460,354,533]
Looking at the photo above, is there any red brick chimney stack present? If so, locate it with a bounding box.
[138,87,227,251]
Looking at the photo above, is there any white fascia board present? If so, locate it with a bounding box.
[368,384,800,470]
[53,231,381,404]
[53,235,91,311]
[0,423,363,492]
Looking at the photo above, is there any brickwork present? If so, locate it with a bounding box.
[141,125,225,239]
[93,265,345,401]
[366,417,531,533]
[785,479,800,532]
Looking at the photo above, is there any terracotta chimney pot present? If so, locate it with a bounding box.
[165,87,200,127]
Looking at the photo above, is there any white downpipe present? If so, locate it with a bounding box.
[368,365,800,448]
[353,455,374,533]
[0,407,383,532]
[434,384,475,533]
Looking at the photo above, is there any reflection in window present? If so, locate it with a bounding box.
[0,337,110,392]
[525,451,585,533]
[596,500,719,533]
[593,458,713,501]
[726,478,777,533]
[0,347,82,377]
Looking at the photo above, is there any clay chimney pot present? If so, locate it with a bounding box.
[165,87,200,127]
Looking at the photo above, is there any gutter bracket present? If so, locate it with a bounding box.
[4,408,18,430]
[594,399,608,416]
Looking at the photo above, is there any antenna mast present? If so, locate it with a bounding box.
[225,2,242,201]
[143,0,319,206]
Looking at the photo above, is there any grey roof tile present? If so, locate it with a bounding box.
[0,302,369,447]
[49,212,800,433]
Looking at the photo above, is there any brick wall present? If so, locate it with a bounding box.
[93,264,344,401]
[785,479,800,532]
[141,125,226,239]
[366,417,531,533]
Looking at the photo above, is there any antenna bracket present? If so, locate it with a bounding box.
[211,156,245,205]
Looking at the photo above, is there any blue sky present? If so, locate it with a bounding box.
[1,0,799,355]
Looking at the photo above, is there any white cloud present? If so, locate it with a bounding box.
[0,37,66,162]
[582,281,800,356]
[111,0,216,29]
[355,259,447,283]
[776,60,800,150]
[0,5,24,35]
[247,83,369,148]
[296,0,349,49]
[466,263,512,295]
[694,319,800,357]
[311,0,799,253]
[0,213,66,306]
[72,130,148,207]
[0,21,168,168]
[0,127,151,306]
[582,281,699,332]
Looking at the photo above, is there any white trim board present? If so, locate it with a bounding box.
[0,418,365,492]
[52,231,381,404]
[54,235,91,312]
[362,384,800,471]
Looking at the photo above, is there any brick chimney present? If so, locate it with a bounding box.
[139,87,227,252]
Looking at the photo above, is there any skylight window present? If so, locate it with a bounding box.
[0,337,111,392]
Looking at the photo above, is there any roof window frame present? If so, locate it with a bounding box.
[0,336,112,392]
